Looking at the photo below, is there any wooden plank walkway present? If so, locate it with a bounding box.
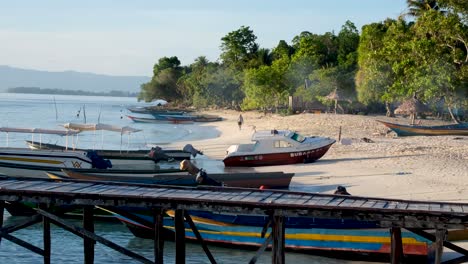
[0,176,468,229]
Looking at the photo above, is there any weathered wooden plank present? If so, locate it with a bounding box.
[2,181,42,190]
[325,198,345,207]
[407,203,430,211]
[98,186,144,195]
[361,200,377,208]
[303,196,333,206]
[140,188,176,198]
[440,204,454,212]
[261,193,283,204]
[75,184,114,194]
[429,203,442,211]
[273,194,308,205]
[21,182,75,191]
[372,201,389,209]
[47,182,96,193]
[336,199,357,208]
[350,199,367,208]
[0,180,22,188]
[384,201,401,210]
[396,202,409,210]
[450,205,464,213]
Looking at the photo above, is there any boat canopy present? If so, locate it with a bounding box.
[62,123,142,134]
[0,127,80,136]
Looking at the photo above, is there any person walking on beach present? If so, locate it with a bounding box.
[237,114,244,130]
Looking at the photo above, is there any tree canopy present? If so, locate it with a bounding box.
[139,1,467,120]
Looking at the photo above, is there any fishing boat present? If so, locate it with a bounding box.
[223,130,336,167]
[377,120,468,137]
[25,141,194,161]
[49,168,293,189]
[0,147,94,178]
[0,126,94,177]
[127,115,194,124]
[102,208,432,260]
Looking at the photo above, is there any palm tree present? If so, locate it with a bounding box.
[405,0,443,18]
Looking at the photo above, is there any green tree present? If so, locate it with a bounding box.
[138,56,183,102]
[220,26,259,69]
[242,57,290,111]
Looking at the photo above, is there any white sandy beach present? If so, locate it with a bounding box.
[168,110,468,202]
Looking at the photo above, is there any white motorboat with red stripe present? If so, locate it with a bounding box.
[223,130,335,167]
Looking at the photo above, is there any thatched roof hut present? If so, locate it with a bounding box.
[394,97,431,125]
[394,97,430,115]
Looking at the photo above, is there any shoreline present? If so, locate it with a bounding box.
[167,110,468,201]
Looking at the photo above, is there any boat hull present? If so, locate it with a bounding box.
[223,143,334,167]
[110,209,431,258]
[377,120,468,137]
[0,148,92,178]
[57,169,293,189]
[25,141,192,161]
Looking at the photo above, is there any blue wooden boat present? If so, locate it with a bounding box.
[101,207,432,259]
[377,120,468,136]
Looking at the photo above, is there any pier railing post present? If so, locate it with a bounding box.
[390,227,403,264]
[175,209,185,264]
[39,204,51,264]
[272,214,285,264]
[83,206,95,264]
[153,208,164,264]
[434,229,447,264]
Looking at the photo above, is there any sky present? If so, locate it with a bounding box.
[0,0,408,77]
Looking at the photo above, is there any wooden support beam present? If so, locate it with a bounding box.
[1,214,42,234]
[443,256,468,264]
[35,208,154,264]
[434,229,447,264]
[83,206,95,264]
[272,215,285,264]
[39,205,51,264]
[153,208,164,264]
[184,211,217,264]
[408,228,468,256]
[390,227,403,264]
[0,232,45,255]
[249,233,272,264]
[174,209,185,264]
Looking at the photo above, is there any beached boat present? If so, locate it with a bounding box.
[223,130,336,167]
[127,115,194,124]
[377,120,468,137]
[25,141,193,161]
[103,208,431,259]
[49,168,293,189]
[127,106,190,115]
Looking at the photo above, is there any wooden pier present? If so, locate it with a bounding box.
[1,175,468,263]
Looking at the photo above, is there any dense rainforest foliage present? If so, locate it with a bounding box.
[138,0,467,121]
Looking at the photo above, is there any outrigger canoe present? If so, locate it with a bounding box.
[377,120,468,137]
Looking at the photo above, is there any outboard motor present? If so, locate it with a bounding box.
[179,159,221,186]
[148,147,174,163]
[86,150,112,169]
[183,144,203,157]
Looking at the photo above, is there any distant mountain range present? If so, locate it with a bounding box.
[0,65,151,93]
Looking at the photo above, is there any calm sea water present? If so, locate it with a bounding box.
[0,93,368,264]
